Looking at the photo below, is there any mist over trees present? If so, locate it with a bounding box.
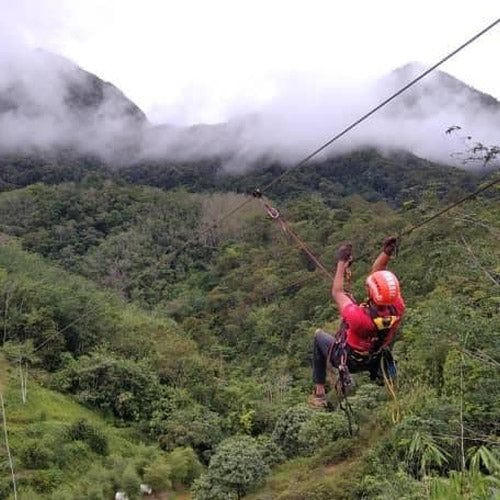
[1,48,499,170]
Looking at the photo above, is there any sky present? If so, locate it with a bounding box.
[1,0,499,126]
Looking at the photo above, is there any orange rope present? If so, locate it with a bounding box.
[260,199,333,280]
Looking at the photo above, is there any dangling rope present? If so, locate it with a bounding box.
[18,361,27,404]
[338,387,357,437]
[380,354,401,424]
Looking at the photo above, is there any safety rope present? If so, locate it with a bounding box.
[257,196,334,280]
[338,388,357,437]
[380,354,401,424]
[399,176,500,237]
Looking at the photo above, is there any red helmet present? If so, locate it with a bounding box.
[365,270,400,305]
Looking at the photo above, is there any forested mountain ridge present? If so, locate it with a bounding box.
[0,159,497,498]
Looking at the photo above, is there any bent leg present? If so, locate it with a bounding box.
[312,329,335,384]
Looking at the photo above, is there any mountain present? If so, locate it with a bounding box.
[0,157,497,499]
[1,53,499,169]
[0,49,147,157]
[0,50,147,123]
[379,61,500,117]
[136,61,500,165]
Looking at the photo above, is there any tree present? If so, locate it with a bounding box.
[143,460,172,493]
[166,447,202,486]
[271,405,315,458]
[203,435,269,500]
[298,411,349,455]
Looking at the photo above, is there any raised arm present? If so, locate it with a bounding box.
[332,243,354,312]
[371,236,397,273]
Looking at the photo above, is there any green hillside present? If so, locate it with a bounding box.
[0,153,497,499]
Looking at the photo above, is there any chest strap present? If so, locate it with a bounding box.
[367,304,399,352]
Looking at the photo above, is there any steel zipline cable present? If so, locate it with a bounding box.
[168,16,500,259]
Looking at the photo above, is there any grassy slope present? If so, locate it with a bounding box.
[0,358,152,498]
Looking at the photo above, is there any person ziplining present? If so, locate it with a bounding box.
[309,237,404,408]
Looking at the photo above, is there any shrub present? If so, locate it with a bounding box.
[271,405,315,458]
[20,440,54,469]
[256,434,286,467]
[191,472,232,500]
[298,411,349,455]
[166,446,203,486]
[120,464,140,500]
[31,469,63,494]
[67,419,109,455]
[156,405,223,456]
[205,435,269,498]
[143,460,172,492]
[55,441,92,469]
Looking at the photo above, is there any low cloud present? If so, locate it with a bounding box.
[137,64,500,170]
[0,46,499,170]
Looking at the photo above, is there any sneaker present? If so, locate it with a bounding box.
[307,393,327,409]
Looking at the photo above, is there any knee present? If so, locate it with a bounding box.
[313,328,324,345]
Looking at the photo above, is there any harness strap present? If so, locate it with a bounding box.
[368,304,398,353]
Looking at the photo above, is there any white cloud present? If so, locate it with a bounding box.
[3,0,496,125]
[0,0,498,168]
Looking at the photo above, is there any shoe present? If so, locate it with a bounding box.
[307,393,327,409]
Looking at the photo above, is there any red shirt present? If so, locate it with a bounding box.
[341,296,405,352]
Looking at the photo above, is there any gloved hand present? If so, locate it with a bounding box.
[383,236,397,256]
[337,242,353,263]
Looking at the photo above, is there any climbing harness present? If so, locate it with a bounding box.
[325,329,357,436]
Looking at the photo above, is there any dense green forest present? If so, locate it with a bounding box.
[0,150,497,499]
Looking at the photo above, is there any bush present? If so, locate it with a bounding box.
[143,460,172,492]
[54,351,164,421]
[120,464,140,500]
[20,440,54,469]
[31,469,63,493]
[271,405,315,458]
[203,435,270,499]
[191,472,232,500]
[156,405,223,456]
[67,419,109,455]
[166,446,203,486]
[55,441,92,469]
[298,411,349,455]
[256,434,286,468]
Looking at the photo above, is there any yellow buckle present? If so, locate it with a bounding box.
[373,315,397,330]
